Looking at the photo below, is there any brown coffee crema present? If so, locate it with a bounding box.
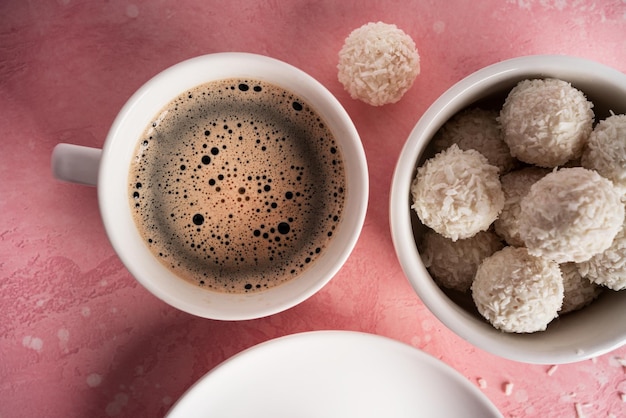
[129,79,346,293]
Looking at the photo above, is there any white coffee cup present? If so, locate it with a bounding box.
[52,52,368,320]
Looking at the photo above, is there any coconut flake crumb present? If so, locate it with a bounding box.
[477,377,488,389]
[574,402,584,418]
[620,392,626,402]
[574,402,591,418]
[547,365,558,376]
[338,22,420,106]
[503,382,514,396]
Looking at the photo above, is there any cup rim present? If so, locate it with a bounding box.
[390,54,626,364]
[98,52,368,320]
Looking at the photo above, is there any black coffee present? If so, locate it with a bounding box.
[129,78,346,293]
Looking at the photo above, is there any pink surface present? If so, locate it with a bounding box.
[2,1,626,417]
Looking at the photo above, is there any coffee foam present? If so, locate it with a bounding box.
[129,79,346,293]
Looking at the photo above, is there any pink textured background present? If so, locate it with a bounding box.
[2,1,626,417]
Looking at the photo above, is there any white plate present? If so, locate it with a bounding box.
[167,331,502,418]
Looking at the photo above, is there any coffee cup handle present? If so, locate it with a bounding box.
[51,143,102,186]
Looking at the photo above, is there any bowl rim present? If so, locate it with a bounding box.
[389,54,626,364]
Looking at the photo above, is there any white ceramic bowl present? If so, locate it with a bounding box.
[390,55,626,364]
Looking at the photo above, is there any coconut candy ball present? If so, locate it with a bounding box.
[577,221,626,291]
[559,262,602,314]
[337,22,420,106]
[581,113,626,200]
[494,166,549,247]
[411,144,504,241]
[419,229,504,292]
[519,167,624,263]
[433,108,518,174]
[499,78,594,167]
[472,247,563,333]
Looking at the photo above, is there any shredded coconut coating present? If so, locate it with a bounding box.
[559,262,602,314]
[433,108,518,174]
[581,113,626,201]
[419,229,504,292]
[472,247,563,333]
[577,221,626,290]
[519,167,624,263]
[494,167,549,247]
[337,22,420,106]
[499,79,594,167]
[411,144,504,241]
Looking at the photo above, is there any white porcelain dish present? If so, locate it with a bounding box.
[390,55,626,364]
[166,331,502,417]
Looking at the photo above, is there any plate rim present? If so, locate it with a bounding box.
[166,330,502,417]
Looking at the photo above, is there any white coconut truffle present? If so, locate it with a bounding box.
[519,167,625,263]
[433,108,518,174]
[420,229,504,292]
[559,262,602,314]
[338,22,420,106]
[472,247,563,333]
[494,167,549,247]
[499,78,594,167]
[577,221,626,290]
[581,113,626,200]
[411,144,504,241]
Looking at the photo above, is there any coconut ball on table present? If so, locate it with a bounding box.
[433,108,518,174]
[559,262,602,314]
[337,22,420,106]
[499,78,594,167]
[419,229,504,293]
[581,113,626,201]
[494,166,549,247]
[519,167,624,263]
[577,221,626,291]
[472,246,563,333]
[411,144,504,241]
